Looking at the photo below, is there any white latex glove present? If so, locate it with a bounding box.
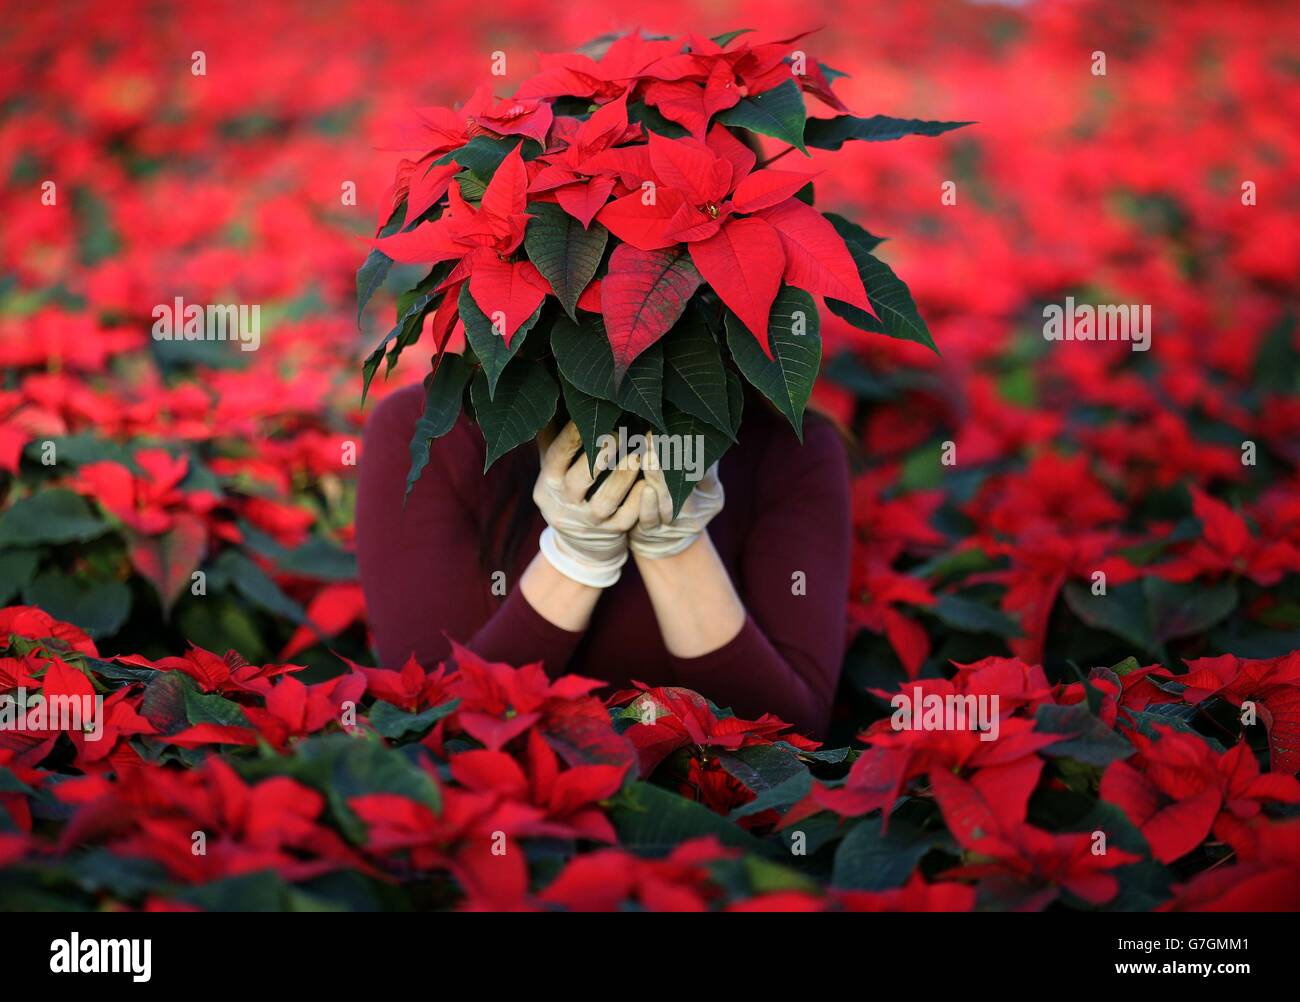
[533,422,646,588]
[630,444,724,559]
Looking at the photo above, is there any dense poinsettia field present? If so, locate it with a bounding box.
[3,0,1300,911]
[4,603,1299,910]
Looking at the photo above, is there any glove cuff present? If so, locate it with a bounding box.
[629,530,703,560]
[539,526,627,588]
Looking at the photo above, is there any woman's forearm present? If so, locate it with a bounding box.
[518,549,603,632]
[632,533,746,657]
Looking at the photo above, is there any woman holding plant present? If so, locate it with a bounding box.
[355,30,956,736]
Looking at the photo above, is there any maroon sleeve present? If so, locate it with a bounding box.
[355,387,584,673]
[466,580,586,671]
[667,419,852,737]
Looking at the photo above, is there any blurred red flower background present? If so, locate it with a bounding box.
[2,0,1299,911]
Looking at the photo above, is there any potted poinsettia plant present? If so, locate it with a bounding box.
[357,28,968,511]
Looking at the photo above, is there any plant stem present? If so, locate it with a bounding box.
[757,145,798,168]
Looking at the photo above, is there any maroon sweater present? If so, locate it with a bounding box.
[355,383,851,736]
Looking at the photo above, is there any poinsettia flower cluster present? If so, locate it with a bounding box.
[360,27,955,508]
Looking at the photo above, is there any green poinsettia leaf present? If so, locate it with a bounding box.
[470,360,559,472]
[0,551,38,605]
[405,353,474,497]
[248,732,443,840]
[524,203,608,321]
[831,816,951,891]
[659,399,734,517]
[827,246,939,355]
[628,101,689,139]
[454,170,488,202]
[717,79,808,153]
[712,28,754,47]
[725,286,821,441]
[22,572,131,639]
[435,135,542,178]
[458,284,542,399]
[1063,578,1239,657]
[355,248,393,329]
[549,313,665,429]
[210,550,307,624]
[1035,704,1135,767]
[607,781,775,857]
[361,290,435,406]
[926,594,1022,638]
[724,366,745,438]
[559,372,623,475]
[805,114,973,150]
[369,699,461,741]
[825,212,886,254]
[0,489,107,547]
[663,307,734,439]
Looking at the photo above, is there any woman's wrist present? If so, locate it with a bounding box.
[633,533,746,657]
[519,550,603,632]
[632,530,707,574]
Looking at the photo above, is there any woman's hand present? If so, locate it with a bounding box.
[630,445,725,559]
[533,421,646,588]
